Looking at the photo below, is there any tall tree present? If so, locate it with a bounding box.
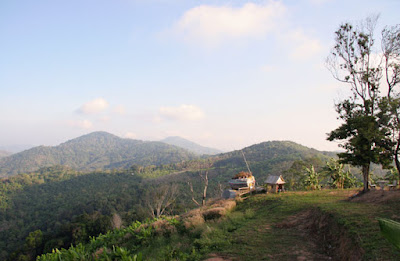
[326,16,395,192]
[381,25,400,175]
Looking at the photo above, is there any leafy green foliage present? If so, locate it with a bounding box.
[385,168,399,183]
[323,159,358,189]
[37,217,181,261]
[0,167,147,260]
[302,165,320,190]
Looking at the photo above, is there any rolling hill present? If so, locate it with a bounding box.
[0,139,337,260]
[211,140,333,181]
[160,136,223,155]
[0,132,197,177]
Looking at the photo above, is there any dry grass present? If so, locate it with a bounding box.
[182,212,205,229]
[151,218,177,235]
[181,199,237,228]
[203,207,226,220]
[232,171,252,179]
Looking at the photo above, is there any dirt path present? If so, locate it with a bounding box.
[206,209,333,260]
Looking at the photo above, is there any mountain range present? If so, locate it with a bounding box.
[0,132,197,177]
[0,131,333,178]
[0,133,336,260]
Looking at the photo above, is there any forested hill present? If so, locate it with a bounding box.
[0,131,196,177]
[161,136,223,155]
[0,140,337,260]
[213,140,332,177]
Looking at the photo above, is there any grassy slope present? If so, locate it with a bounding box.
[199,190,400,260]
[38,189,400,261]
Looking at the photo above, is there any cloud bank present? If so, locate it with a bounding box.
[159,104,205,121]
[78,98,109,114]
[171,1,286,47]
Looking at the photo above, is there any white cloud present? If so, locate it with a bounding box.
[286,29,322,60]
[67,119,93,129]
[171,1,286,47]
[159,104,205,121]
[124,132,137,139]
[113,105,126,115]
[78,98,109,114]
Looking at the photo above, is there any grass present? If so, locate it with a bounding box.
[192,189,400,260]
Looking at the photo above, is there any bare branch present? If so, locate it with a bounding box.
[144,184,178,218]
[187,181,201,206]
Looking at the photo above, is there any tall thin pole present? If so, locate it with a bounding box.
[241,150,251,174]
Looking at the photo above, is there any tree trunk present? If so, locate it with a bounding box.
[362,164,370,192]
[395,134,400,177]
[202,171,208,206]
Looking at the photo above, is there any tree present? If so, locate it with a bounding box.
[323,159,357,189]
[144,184,178,218]
[25,229,43,258]
[326,16,395,192]
[381,25,400,175]
[303,165,320,190]
[284,157,325,190]
[385,168,399,184]
[187,160,212,207]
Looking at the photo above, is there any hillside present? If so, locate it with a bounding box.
[161,136,223,155]
[0,132,196,177]
[36,190,400,260]
[211,140,332,183]
[0,139,337,260]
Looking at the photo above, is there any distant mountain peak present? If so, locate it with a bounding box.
[0,132,196,177]
[161,136,223,155]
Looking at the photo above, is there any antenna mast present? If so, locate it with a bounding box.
[241,150,252,174]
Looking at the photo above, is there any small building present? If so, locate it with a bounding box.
[265,175,285,193]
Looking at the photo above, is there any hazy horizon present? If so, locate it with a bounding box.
[1,0,398,152]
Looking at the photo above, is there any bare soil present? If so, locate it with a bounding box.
[349,189,400,204]
[276,208,364,261]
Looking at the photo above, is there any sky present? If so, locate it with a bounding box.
[0,0,399,152]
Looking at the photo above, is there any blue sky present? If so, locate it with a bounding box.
[0,0,399,152]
